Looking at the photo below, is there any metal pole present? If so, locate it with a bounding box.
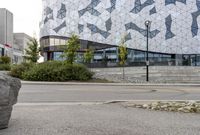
[146,25,149,82]
[195,54,197,66]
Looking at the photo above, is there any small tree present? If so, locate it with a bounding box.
[102,55,108,67]
[84,48,94,64]
[63,34,80,64]
[118,37,128,79]
[24,38,40,63]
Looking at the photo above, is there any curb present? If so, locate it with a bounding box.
[21,81,200,87]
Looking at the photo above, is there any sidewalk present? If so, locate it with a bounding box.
[21,81,200,86]
[1,103,200,135]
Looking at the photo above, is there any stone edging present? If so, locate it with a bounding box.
[21,81,200,86]
[124,101,200,113]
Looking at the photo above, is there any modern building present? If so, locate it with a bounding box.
[0,43,4,56]
[40,0,200,66]
[0,8,13,58]
[13,33,33,64]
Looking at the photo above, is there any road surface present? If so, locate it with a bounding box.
[18,84,200,103]
[1,83,200,135]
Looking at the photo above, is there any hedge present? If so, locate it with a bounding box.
[10,61,93,81]
[0,64,11,71]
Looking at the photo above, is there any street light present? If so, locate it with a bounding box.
[145,20,151,82]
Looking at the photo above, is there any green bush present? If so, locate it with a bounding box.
[0,56,11,64]
[0,64,11,71]
[72,64,94,80]
[22,61,93,81]
[10,62,34,78]
[0,56,11,71]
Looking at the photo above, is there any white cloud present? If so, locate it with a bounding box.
[0,0,42,39]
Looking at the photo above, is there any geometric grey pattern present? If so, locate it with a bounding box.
[105,17,112,31]
[124,33,132,42]
[165,15,175,40]
[130,0,155,14]
[44,7,53,24]
[78,24,84,34]
[87,23,111,38]
[106,0,117,13]
[125,22,160,39]
[197,0,200,10]
[165,0,186,5]
[191,10,200,37]
[149,6,157,15]
[78,0,101,17]
[191,1,200,37]
[57,3,66,19]
[149,30,161,38]
[53,21,66,33]
[45,7,53,15]
[40,0,200,54]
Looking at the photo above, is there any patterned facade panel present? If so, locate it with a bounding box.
[40,0,200,54]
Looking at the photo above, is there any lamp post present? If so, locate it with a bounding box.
[145,20,151,82]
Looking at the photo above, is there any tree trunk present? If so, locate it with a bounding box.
[122,65,125,80]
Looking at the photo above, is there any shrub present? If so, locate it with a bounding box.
[0,56,11,64]
[72,64,93,80]
[10,62,34,79]
[0,64,11,71]
[22,61,93,81]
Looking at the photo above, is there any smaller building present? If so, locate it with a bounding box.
[0,9,33,64]
[0,8,13,58]
[0,43,4,56]
[13,33,33,64]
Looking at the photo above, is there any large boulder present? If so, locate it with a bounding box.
[0,72,21,129]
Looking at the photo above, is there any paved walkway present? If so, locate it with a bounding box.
[1,103,200,135]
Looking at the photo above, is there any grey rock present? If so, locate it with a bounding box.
[128,101,200,114]
[135,105,143,108]
[142,104,149,108]
[161,105,168,109]
[0,72,21,129]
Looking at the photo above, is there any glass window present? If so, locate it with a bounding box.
[134,50,145,62]
[196,55,200,66]
[40,39,44,47]
[44,52,47,61]
[50,38,55,46]
[42,39,46,47]
[55,39,60,45]
[45,39,49,47]
[53,52,64,61]
[60,39,66,45]
[149,53,153,58]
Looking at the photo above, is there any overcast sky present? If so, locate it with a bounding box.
[0,0,42,39]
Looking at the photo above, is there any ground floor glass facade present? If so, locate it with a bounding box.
[42,48,200,67]
[40,36,200,67]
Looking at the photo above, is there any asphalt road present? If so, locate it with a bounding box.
[18,84,200,103]
[1,83,200,135]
